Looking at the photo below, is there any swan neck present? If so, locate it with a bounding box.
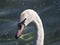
[34,17,44,45]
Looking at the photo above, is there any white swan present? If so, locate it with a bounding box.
[15,9,44,45]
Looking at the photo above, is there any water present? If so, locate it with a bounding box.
[0,0,60,45]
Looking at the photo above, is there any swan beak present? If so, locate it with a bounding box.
[15,24,25,39]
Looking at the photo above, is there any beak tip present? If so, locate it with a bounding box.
[15,35,19,39]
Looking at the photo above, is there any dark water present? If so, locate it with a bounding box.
[0,0,60,45]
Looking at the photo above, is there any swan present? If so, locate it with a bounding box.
[15,9,44,45]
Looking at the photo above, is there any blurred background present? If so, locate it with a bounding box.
[0,0,60,45]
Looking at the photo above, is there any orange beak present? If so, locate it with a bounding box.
[15,24,25,39]
[15,18,26,39]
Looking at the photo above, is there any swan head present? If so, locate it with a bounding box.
[15,10,34,39]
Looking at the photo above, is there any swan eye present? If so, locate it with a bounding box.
[18,18,26,29]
